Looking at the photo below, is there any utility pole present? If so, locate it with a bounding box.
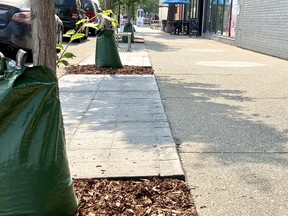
[30,0,56,71]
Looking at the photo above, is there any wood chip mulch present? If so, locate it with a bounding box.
[65,65,154,75]
[73,178,197,216]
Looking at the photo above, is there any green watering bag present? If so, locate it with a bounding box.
[122,22,134,43]
[95,28,123,68]
[0,57,78,216]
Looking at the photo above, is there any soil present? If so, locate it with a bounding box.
[67,64,197,216]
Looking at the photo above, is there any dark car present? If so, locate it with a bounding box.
[55,0,89,40]
[83,0,99,36]
[0,0,64,55]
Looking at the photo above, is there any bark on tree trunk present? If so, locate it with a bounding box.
[165,4,176,34]
[30,0,56,72]
[127,4,131,22]
[104,0,111,28]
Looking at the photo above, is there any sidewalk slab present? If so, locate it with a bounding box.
[59,74,184,179]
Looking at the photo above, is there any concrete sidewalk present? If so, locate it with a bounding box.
[141,27,288,215]
[59,34,184,179]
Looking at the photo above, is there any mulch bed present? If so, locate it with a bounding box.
[74,178,197,216]
[68,64,197,216]
[65,65,154,75]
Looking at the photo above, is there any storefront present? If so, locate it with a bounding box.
[159,0,288,60]
[159,0,238,38]
[203,0,238,38]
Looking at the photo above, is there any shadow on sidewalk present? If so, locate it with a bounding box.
[156,76,288,167]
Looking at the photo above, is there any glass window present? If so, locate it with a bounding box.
[190,0,198,18]
[205,0,234,36]
[216,3,224,35]
[84,0,93,10]
[222,0,231,36]
[230,0,238,37]
[55,0,73,6]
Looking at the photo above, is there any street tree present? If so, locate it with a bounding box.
[30,0,56,71]
[141,0,159,16]
[165,4,176,33]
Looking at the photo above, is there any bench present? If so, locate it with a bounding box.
[150,20,160,30]
[114,31,132,52]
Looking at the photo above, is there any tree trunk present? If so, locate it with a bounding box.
[30,0,56,71]
[165,4,175,33]
[104,0,111,28]
[127,4,131,22]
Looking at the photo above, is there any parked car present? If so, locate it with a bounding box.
[0,0,64,55]
[55,0,89,40]
[83,0,99,36]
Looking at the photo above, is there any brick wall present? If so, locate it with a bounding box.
[235,0,288,60]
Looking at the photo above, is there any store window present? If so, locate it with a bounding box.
[205,0,237,37]
[190,0,198,18]
[222,0,230,36]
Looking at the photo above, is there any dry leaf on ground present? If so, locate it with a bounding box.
[65,65,154,75]
[74,178,197,216]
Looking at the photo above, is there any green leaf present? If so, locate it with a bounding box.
[84,23,100,29]
[59,59,69,66]
[97,23,103,29]
[102,14,115,22]
[112,21,118,27]
[76,19,88,25]
[70,33,85,42]
[102,10,112,16]
[56,44,64,51]
[65,29,76,35]
[62,52,76,59]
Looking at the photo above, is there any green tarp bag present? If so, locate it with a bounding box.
[122,22,134,43]
[95,28,122,68]
[0,57,78,216]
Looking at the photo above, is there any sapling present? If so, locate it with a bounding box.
[56,10,118,67]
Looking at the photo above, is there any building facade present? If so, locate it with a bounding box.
[234,0,288,60]
[159,0,288,60]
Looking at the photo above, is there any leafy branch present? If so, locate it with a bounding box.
[56,10,118,68]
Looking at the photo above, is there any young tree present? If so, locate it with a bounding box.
[141,0,159,16]
[122,0,138,21]
[30,0,56,71]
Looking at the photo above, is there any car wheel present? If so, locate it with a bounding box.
[90,28,96,36]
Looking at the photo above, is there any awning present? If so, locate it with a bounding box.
[212,0,230,6]
[161,0,191,4]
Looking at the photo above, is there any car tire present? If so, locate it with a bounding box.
[90,28,96,36]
